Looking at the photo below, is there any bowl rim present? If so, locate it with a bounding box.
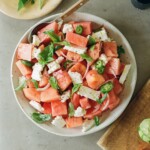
[10,12,137,137]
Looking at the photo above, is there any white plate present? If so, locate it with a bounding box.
[0,0,62,19]
[11,12,137,137]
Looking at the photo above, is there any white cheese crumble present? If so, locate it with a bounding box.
[119,64,131,84]
[47,61,60,74]
[78,86,101,101]
[92,27,110,42]
[31,63,43,81]
[63,45,87,54]
[51,116,66,128]
[99,53,108,65]
[29,100,44,112]
[82,119,95,132]
[62,24,74,34]
[32,35,41,46]
[61,90,71,103]
[32,47,41,59]
[55,56,64,64]
[68,71,83,84]
[74,107,86,117]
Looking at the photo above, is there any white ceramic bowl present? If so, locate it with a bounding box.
[11,12,137,137]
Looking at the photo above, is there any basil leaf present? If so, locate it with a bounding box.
[44,30,61,42]
[21,60,34,67]
[117,45,125,57]
[31,79,39,89]
[96,93,107,104]
[49,76,59,90]
[80,54,93,62]
[38,43,54,65]
[15,76,27,91]
[69,102,75,117]
[63,60,72,69]
[39,0,44,9]
[18,0,28,11]
[72,84,81,95]
[54,41,71,46]
[32,112,51,123]
[89,45,95,51]
[94,116,100,126]
[95,60,105,74]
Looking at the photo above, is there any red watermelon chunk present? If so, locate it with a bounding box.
[51,101,67,117]
[40,87,60,102]
[71,93,81,109]
[66,32,88,47]
[113,78,123,95]
[37,22,59,43]
[66,117,83,128]
[79,97,91,109]
[17,43,33,61]
[73,21,92,36]
[43,103,52,114]
[53,70,72,91]
[103,41,118,57]
[105,58,121,76]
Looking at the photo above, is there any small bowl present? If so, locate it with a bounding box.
[11,12,137,137]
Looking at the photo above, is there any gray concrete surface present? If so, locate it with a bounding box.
[0,0,150,150]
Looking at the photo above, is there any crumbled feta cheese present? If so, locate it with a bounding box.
[63,45,87,54]
[47,61,60,74]
[78,86,100,101]
[68,71,83,84]
[51,116,66,128]
[119,64,131,84]
[29,100,44,112]
[74,107,86,117]
[61,90,71,103]
[92,27,110,42]
[31,63,43,81]
[32,47,41,59]
[32,35,41,46]
[62,24,74,34]
[82,119,95,132]
[55,56,64,64]
[99,53,108,65]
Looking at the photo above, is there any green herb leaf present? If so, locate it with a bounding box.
[63,60,72,69]
[18,0,28,11]
[100,81,114,94]
[32,112,51,123]
[89,45,95,51]
[15,76,27,91]
[55,45,63,51]
[21,60,34,67]
[80,54,93,62]
[38,43,54,65]
[44,30,61,42]
[54,41,71,46]
[31,79,39,89]
[72,84,81,95]
[75,25,83,35]
[69,102,75,117]
[88,36,96,46]
[49,76,59,90]
[39,0,44,9]
[96,93,107,104]
[94,116,100,126]
[95,60,105,74]
[117,45,125,57]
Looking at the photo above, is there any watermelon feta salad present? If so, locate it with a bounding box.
[15,21,131,132]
